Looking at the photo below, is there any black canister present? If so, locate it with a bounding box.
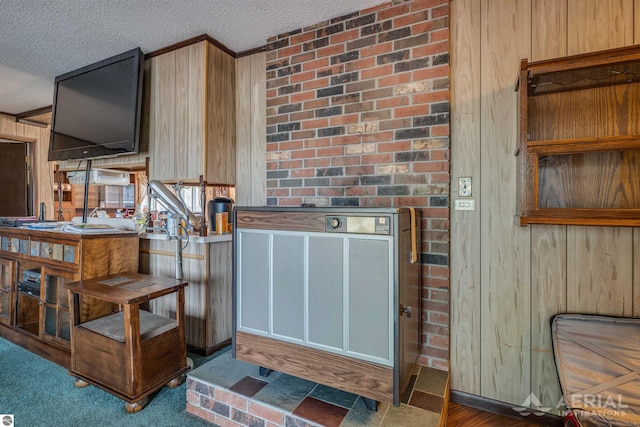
[207,197,234,232]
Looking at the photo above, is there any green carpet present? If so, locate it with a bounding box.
[0,337,225,426]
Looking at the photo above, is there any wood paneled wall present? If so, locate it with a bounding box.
[236,52,267,206]
[0,114,54,218]
[450,0,640,413]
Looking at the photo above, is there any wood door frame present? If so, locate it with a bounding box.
[0,134,37,217]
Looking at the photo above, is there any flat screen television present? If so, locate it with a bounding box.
[48,48,144,161]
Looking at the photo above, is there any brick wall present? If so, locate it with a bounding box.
[265,0,449,369]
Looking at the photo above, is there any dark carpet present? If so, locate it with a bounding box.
[0,337,225,426]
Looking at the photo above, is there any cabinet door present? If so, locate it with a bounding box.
[40,268,75,348]
[0,258,16,326]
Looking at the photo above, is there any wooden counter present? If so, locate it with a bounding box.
[138,233,231,354]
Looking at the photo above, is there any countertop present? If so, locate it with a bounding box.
[138,232,231,244]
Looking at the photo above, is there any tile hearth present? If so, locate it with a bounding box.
[186,351,448,427]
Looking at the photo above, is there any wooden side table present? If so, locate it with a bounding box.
[66,272,189,413]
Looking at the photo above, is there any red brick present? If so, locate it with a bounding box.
[331,156,361,166]
[422,206,448,218]
[428,312,449,327]
[361,64,394,79]
[267,189,289,197]
[316,64,344,77]
[361,42,393,58]
[345,165,375,176]
[346,186,376,196]
[378,72,412,87]
[331,29,360,44]
[431,28,448,43]
[266,95,289,107]
[248,401,285,425]
[360,197,392,207]
[213,414,243,427]
[304,138,331,148]
[377,96,410,109]
[412,0,448,12]
[414,161,448,173]
[378,2,411,20]
[304,98,330,110]
[379,118,411,130]
[290,90,315,103]
[279,141,304,150]
[292,187,316,196]
[331,135,362,146]
[413,41,448,57]
[431,124,449,136]
[329,114,360,126]
[305,158,331,167]
[303,57,330,71]
[318,187,345,196]
[317,147,345,157]
[291,31,316,45]
[394,104,430,118]
[361,153,393,164]
[279,160,303,169]
[266,88,277,99]
[361,131,394,143]
[344,57,376,72]
[432,3,449,18]
[303,77,330,90]
[290,168,315,177]
[291,130,316,140]
[317,44,345,58]
[214,389,247,411]
[412,88,448,103]
[187,404,215,423]
[429,334,449,350]
[290,110,315,121]
[302,118,328,130]
[395,196,429,207]
[291,71,317,84]
[378,141,411,152]
[430,149,449,160]
[362,87,394,101]
[291,149,316,159]
[279,44,302,58]
[291,51,316,64]
[279,197,304,206]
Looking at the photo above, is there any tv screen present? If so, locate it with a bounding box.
[48,48,144,161]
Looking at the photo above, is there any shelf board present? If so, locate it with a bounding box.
[527,135,640,155]
[520,208,640,227]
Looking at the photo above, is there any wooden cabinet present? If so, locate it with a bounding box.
[517,45,640,226]
[148,40,236,185]
[0,227,139,368]
[138,236,232,354]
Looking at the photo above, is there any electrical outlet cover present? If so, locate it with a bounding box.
[458,177,472,197]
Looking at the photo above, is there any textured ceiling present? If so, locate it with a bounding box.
[0,0,386,116]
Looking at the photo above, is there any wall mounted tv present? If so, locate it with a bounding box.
[48,47,144,161]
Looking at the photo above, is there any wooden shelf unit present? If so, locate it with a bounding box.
[517,45,640,227]
[0,227,139,368]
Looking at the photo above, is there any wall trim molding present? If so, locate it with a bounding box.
[450,390,564,427]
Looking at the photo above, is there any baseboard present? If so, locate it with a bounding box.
[450,390,564,427]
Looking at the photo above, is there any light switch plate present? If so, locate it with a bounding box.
[454,199,476,211]
[458,177,472,197]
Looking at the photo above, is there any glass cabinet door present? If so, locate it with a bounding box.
[0,258,15,326]
[40,269,75,347]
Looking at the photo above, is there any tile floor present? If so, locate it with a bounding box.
[186,350,448,427]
